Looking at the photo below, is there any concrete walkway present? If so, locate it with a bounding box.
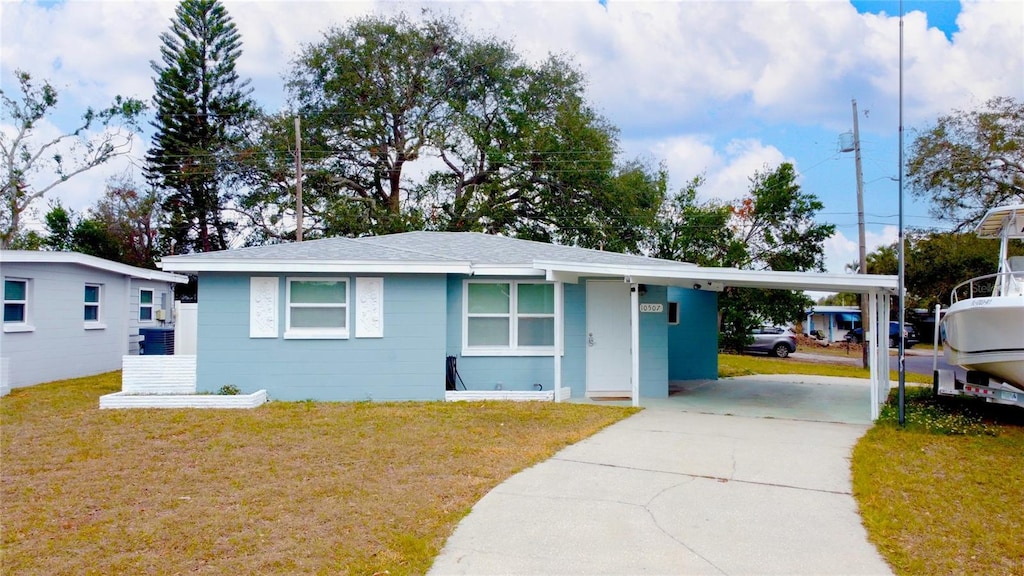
[430,381,893,575]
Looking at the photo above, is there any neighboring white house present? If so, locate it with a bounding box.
[805,305,862,342]
[0,251,188,394]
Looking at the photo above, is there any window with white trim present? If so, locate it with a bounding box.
[4,279,28,323]
[84,284,102,324]
[139,289,154,322]
[285,278,349,339]
[464,281,555,354]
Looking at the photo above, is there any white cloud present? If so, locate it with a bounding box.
[822,225,899,275]
[625,135,789,202]
[1,0,1020,239]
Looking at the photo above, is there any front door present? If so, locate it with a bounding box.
[586,280,632,397]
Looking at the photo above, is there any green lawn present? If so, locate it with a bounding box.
[1,373,636,575]
[852,388,1024,575]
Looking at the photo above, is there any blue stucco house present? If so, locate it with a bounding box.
[1,251,188,393]
[159,232,898,412]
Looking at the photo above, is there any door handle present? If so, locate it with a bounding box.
[587,332,595,346]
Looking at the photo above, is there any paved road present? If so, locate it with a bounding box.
[793,347,966,380]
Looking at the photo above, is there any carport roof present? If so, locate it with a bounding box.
[159,231,897,294]
[536,260,897,294]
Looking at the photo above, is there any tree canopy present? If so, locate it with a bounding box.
[656,163,835,351]
[238,13,664,252]
[908,96,1024,229]
[0,69,144,248]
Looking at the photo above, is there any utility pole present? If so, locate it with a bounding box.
[851,99,870,368]
[294,116,303,242]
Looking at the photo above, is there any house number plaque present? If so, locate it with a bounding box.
[639,303,663,313]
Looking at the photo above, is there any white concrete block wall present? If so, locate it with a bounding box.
[121,355,197,394]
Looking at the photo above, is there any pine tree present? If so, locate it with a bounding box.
[147,0,256,253]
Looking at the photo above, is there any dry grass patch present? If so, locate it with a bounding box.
[853,388,1024,575]
[1,372,636,575]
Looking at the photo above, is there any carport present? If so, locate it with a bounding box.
[537,260,899,420]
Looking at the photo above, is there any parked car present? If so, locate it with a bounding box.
[745,326,798,358]
[845,321,918,347]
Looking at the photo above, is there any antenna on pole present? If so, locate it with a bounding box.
[897,0,907,425]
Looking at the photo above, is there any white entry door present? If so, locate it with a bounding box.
[586,280,632,397]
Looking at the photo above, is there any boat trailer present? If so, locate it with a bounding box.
[933,369,1024,408]
[931,304,1024,409]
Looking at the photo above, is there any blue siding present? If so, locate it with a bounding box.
[639,285,669,398]
[196,273,447,401]
[667,287,719,380]
[444,275,558,391]
[444,276,668,398]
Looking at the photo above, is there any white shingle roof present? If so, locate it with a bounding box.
[156,232,898,295]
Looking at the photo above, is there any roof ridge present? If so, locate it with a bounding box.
[346,233,465,262]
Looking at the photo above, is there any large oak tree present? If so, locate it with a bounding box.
[908,96,1024,229]
[240,13,664,252]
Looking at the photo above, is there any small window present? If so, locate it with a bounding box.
[285,278,349,338]
[4,279,28,323]
[139,289,154,322]
[667,301,680,325]
[84,284,101,322]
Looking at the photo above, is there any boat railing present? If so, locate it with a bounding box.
[951,270,1024,303]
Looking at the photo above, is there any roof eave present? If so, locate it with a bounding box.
[158,258,474,275]
[535,260,898,294]
[1,250,188,284]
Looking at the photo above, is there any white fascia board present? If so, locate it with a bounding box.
[1,250,189,284]
[158,258,473,275]
[534,259,897,294]
[533,259,698,278]
[468,265,546,277]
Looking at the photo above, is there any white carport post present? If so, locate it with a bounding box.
[867,290,892,420]
[867,291,881,418]
[630,281,640,407]
[553,281,563,402]
[877,291,892,417]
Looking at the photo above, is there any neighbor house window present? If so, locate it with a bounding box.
[139,289,154,322]
[84,284,102,326]
[285,278,349,339]
[464,281,554,355]
[4,279,28,324]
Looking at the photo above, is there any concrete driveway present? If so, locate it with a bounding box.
[429,377,893,575]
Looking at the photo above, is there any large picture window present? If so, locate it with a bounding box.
[285,278,349,339]
[464,281,555,355]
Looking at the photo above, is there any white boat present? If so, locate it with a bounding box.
[941,204,1024,388]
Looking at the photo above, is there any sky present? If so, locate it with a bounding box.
[1,0,1022,277]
